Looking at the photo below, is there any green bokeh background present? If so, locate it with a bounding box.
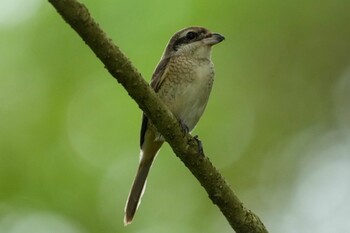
[1,0,350,232]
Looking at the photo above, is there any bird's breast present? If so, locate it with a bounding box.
[158,57,214,131]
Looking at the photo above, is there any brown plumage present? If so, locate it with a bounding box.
[124,26,224,225]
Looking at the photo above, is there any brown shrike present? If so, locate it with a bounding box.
[124,26,224,225]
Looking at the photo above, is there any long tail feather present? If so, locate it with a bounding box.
[124,158,153,225]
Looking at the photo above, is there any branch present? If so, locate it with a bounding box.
[48,0,268,232]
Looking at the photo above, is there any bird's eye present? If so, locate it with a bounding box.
[186,31,198,40]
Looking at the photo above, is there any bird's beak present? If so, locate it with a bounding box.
[204,32,225,46]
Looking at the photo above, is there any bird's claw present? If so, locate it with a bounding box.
[178,119,189,135]
[193,135,204,155]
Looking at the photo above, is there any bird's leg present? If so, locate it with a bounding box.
[177,118,189,135]
[176,119,203,155]
[193,135,204,155]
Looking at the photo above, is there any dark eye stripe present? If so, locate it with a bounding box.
[173,37,188,51]
[172,31,200,51]
[186,31,198,40]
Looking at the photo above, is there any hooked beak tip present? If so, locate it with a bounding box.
[213,33,225,42]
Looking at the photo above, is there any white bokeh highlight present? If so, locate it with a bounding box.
[0,0,41,27]
[0,209,86,233]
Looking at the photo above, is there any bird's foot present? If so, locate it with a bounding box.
[193,135,204,155]
[178,119,189,135]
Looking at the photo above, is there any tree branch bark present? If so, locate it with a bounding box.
[48,0,268,232]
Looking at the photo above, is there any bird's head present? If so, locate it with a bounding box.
[162,27,225,59]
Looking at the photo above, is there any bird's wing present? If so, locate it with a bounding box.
[140,57,171,148]
[150,56,171,92]
[140,114,148,148]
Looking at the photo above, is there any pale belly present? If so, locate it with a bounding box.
[172,81,212,131]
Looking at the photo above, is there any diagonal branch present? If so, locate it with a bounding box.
[48,0,268,232]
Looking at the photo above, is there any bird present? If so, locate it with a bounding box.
[124,26,224,225]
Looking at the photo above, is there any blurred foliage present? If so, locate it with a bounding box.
[1,0,350,232]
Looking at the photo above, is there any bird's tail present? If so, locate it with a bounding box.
[124,141,163,225]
